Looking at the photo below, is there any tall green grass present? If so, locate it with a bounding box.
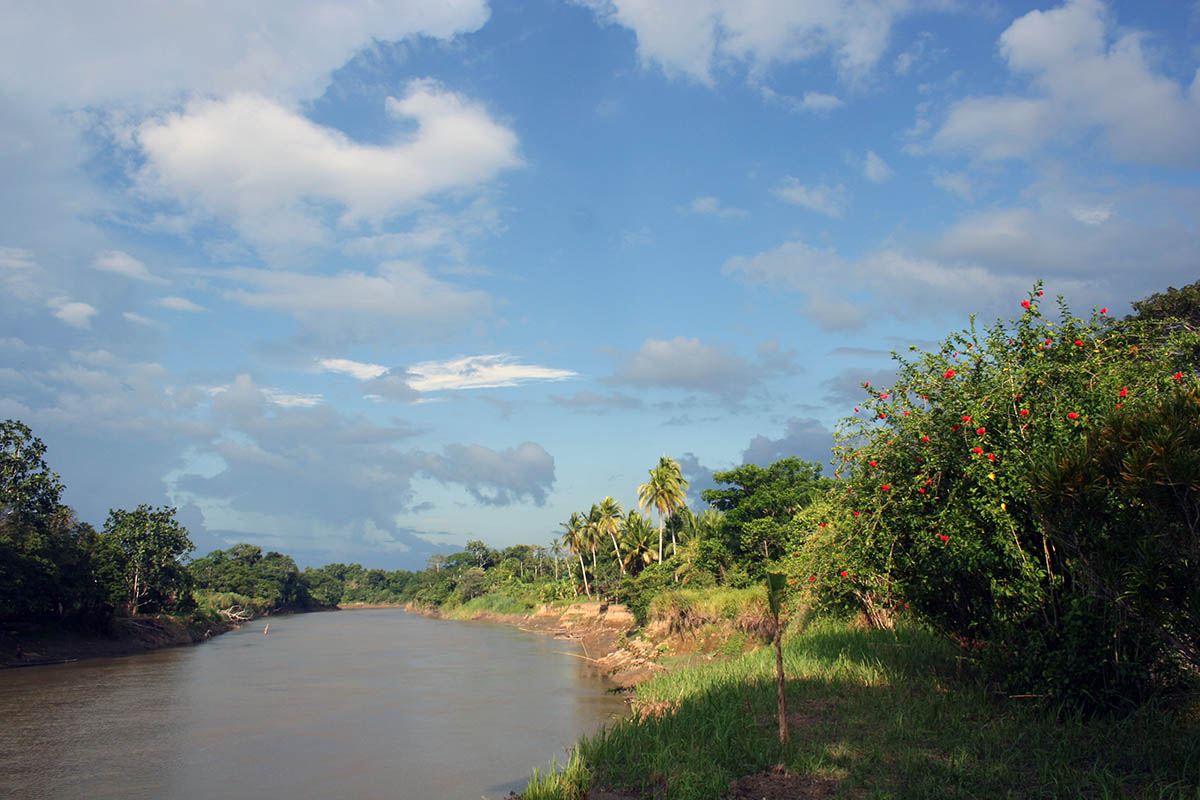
[521,618,1200,799]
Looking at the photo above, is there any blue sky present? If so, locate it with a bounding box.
[2,0,1198,569]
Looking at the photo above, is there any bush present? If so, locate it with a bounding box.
[825,284,1200,708]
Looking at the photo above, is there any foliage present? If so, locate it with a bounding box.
[101,505,194,615]
[701,457,829,572]
[638,456,689,562]
[0,419,65,522]
[190,544,316,611]
[826,284,1200,707]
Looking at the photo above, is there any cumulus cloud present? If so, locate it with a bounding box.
[318,358,389,381]
[579,0,919,85]
[407,354,578,392]
[158,296,206,312]
[221,261,490,342]
[931,0,1200,165]
[683,196,748,218]
[136,82,522,250]
[609,336,757,398]
[92,250,168,284]
[741,417,836,468]
[773,178,848,218]
[863,150,894,182]
[415,442,556,506]
[0,0,490,107]
[48,298,98,328]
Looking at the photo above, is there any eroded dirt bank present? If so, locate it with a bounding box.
[403,601,664,688]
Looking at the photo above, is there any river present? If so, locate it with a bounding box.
[0,609,627,799]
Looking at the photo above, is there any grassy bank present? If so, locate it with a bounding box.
[521,618,1200,800]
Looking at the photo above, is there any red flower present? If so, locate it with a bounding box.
[1037,290,1044,296]
[818,522,826,528]
[938,534,950,543]
[943,369,956,379]
[951,424,959,431]
[852,511,861,517]
[1044,339,1052,346]
[971,446,983,454]
[839,570,849,578]
[986,453,996,461]
[976,427,986,435]
[1118,387,1128,397]
[1067,412,1079,420]
[920,435,930,442]
[809,576,816,582]
[881,484,891,492]
[1116,403,1123,409]
[868,460,878,467]
[918,487,926,494]
[880,392,889,399]
[1100,307,1108,314]
[1021,300,1031,310]
[1074,339,1084,347]
[854,407,860,413]
[1174,372,1184,381]
[1019,409,1030,416]
[903,410,910,416]
[879,413,887,419]
[962,415,971,422]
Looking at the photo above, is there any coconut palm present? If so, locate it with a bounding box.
[560,512,590,598]
[621,510,657,574]
[638,456,690,562]
[595,496,625,574]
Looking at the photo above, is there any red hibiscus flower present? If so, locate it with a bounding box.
[987,453,996,461]
[972,446,983,454]
[809,576,816,582]
[1020,409,1030,416]
[881,484,891,492]
[880,392,889,399]
[976,427,986,435]
[1021,300,1031,310]
[868,460,878,467]
[920,435,930,442]
[852,511,861,517]
[1037,290,1044,296]
[962,415,971,422]
[938,534,950,543]
[1067,412,1079,420]
[1174,372,1184,381]
[918,487,926,494]
[943,369,956,379]
[1074,340,1084,347]
[1100,307,1108,314]
[1118,387,1128,397]
[839,571,849,578]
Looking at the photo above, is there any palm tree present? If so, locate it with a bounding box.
[549,535,563,581]
[560,512,590,598]
[638,456,689,562]
[621,510,657,574]
[585,504,601,577]
[595,496,625,574]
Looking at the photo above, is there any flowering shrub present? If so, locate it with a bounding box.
[814,284,1200,707]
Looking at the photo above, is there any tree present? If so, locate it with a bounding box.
[702,457,827,565]
[638,456,689,562]
[595,496,625,574]
[620,510,657,575]
[560,512,590,598]
[1,420,64,523]
[101,505,193,615]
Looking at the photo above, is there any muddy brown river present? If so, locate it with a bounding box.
[0,609,626,799]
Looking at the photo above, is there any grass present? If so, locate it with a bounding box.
[443,589,537,618]
[521,617,1200,799]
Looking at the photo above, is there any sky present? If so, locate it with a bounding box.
[2,0,1198,569]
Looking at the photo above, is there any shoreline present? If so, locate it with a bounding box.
[395,601,665,688]
[0,615,235,670]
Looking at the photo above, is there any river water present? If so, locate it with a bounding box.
[0,609,626,799]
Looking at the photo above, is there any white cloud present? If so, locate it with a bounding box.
[158,296,206,312]
[265,390,323,408]
[863,151,894,182]
[407,354,577,392]
[0,1,490,107]
[48,297,97,328]
[122,312,159,327]
[609,336,753,395]
[931,0,1200,165]
[684,195,748,218]
[932,171,973,201]
[580,0,918,85]
[222,261,490,335]
[1069,204,1114,226]
[761,87,845,113]
[318,358,389,381]
[773,177,848,218]
[92,250,168,284]
[136,82,522,250]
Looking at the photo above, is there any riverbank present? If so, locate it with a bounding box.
[0,615,234,669]
[401,601,664,688]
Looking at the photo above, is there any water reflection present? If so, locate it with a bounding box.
[0,610,625,799]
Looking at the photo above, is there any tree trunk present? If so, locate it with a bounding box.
[609,532,625,574]
[578,554,590,597]
[657,518,665,563]
[775,624,789,745]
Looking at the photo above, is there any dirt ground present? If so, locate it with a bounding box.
[0,616,230,669]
